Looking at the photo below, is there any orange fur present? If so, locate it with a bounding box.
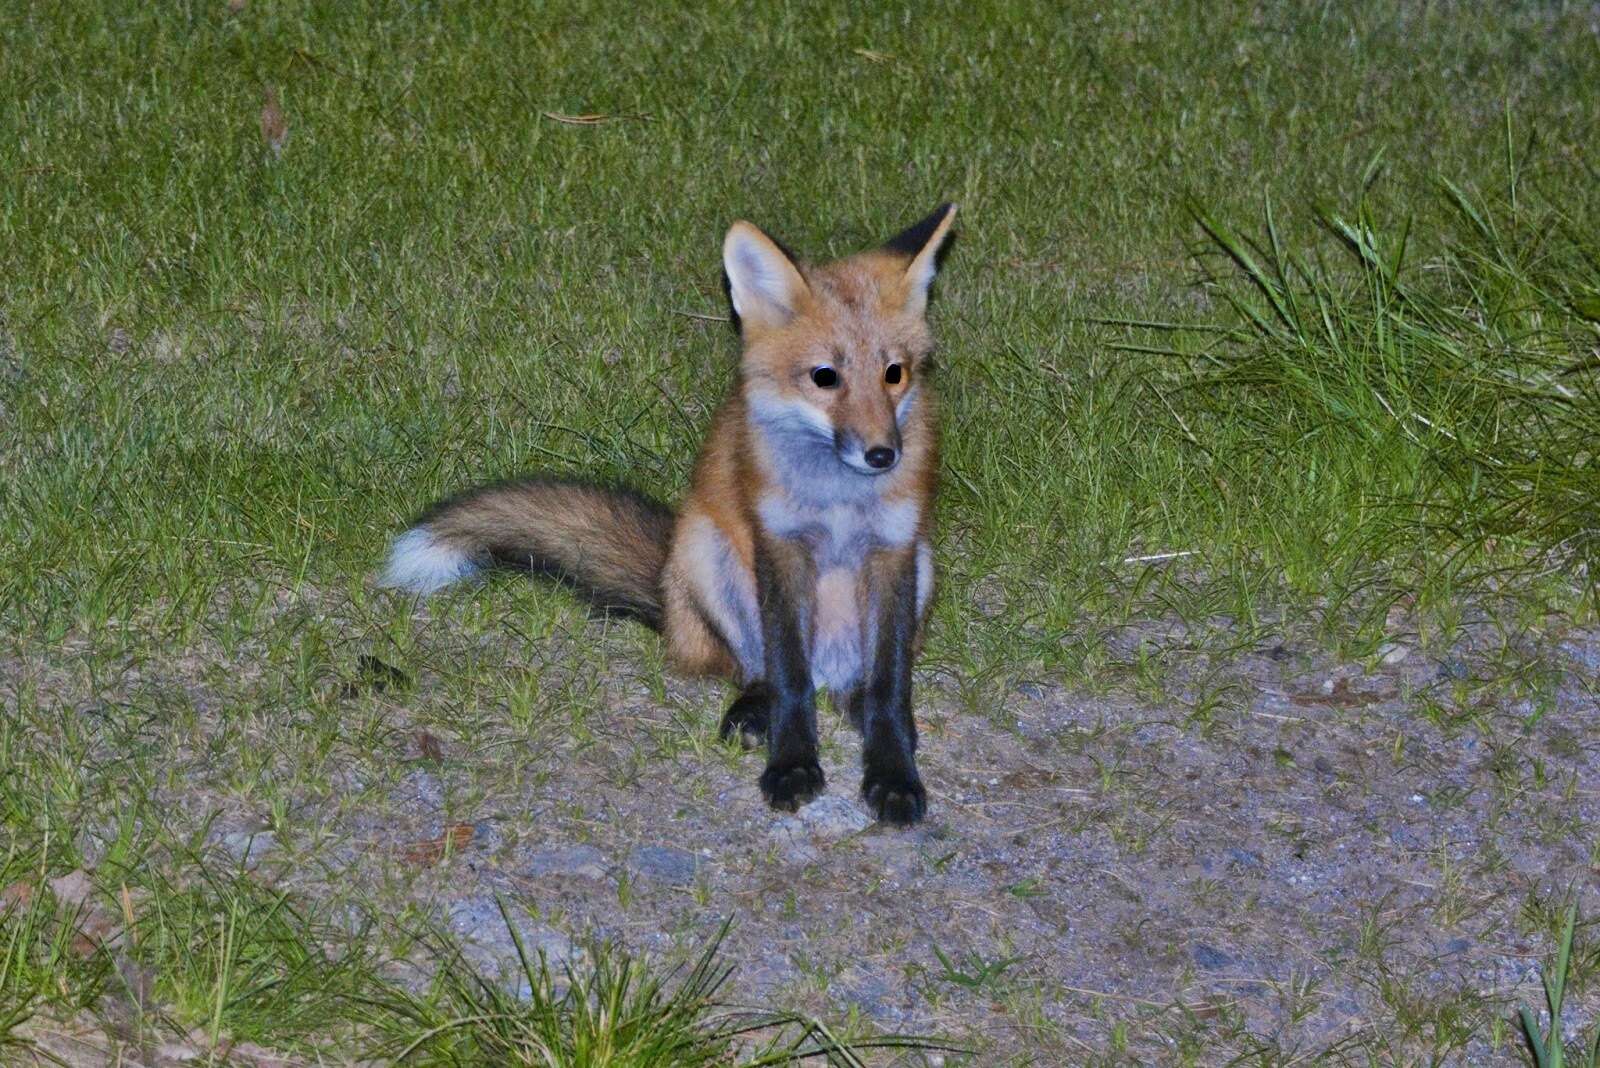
[385,206,956,690]
[661,207,953,685]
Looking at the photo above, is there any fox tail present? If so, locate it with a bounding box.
[380,478,675,628]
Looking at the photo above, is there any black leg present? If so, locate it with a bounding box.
[719,684,771,749]
[860,548,925,826]
[753,535,824,812]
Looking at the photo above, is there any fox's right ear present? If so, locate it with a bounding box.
[723,222,810,336]
[882,203,957,318]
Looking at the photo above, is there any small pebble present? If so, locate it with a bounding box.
[1557,639,1600,672]
[797,796,871,840]
[222,831,276,868]
[1378,642,1410,666]
[524,846,609,881]
[628,845,701,886]
[47,869,95,907]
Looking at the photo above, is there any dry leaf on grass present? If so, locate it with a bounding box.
[540,111,650,125]
[401,823,475,866]
[1290,677,1393,708]
[260,86,288,157]
[414,729,445,763]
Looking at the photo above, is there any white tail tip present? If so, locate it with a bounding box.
[380,528,480,594]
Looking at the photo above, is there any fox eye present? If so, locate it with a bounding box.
[884,363,904,385]
[810,366,839,389]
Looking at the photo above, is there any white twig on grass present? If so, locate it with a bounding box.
[1120,550,1197,564]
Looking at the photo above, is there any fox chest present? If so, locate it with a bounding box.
[757,494,920,692]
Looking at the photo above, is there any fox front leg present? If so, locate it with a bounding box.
[751,534,825,811]
[859,547,926,825]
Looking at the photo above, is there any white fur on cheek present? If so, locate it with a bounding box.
[380,528,480,593]
[895,384,920,426]
[746,388,834,439]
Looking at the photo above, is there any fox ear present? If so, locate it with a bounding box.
[883,203,957,317]
[723,222,810,335]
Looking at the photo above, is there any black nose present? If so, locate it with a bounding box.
[864,446,898,470]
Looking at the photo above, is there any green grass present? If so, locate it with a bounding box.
[1,855,946,1065]
[123,862,380,1051]
[3,0,1600,1062]
[1519,902,1600,1068]
[4,1,1598,667]
[1107,174,1600,627]
[0,873,113,1058]
[374,906,951,1067]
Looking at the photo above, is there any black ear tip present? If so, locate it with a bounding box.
[884,203,959,257]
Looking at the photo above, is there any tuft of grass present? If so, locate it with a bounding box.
[0,879,113,1059]
[929,943,1024,993]
[119,859,381,1053]
[3,858,954,1065]
[1520,903,1600,1068]
[1133,171,1600,619]
[372,903,954,1067]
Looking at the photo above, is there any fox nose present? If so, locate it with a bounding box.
[864,446,898,470]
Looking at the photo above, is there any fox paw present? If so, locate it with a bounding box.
[719,690,770,750]
[862,768,926,826]
[760,758,825,812]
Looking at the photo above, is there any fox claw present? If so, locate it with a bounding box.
[760,758,825,811]
[719,690,770,750]
[862,769,926,826]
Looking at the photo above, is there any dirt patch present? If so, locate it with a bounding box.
[7,599,1599,1063]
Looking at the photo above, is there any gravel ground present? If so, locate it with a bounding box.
[9,596,1599,1064]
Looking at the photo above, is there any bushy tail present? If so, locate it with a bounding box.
[381,478,675,628]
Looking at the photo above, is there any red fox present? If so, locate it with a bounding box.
[382,205,957,825]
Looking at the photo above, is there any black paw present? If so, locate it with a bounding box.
[759,757,825,812]
[862,767,926,826]
[719,689,770,750]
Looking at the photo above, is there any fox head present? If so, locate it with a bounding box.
[724,204,956,478]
